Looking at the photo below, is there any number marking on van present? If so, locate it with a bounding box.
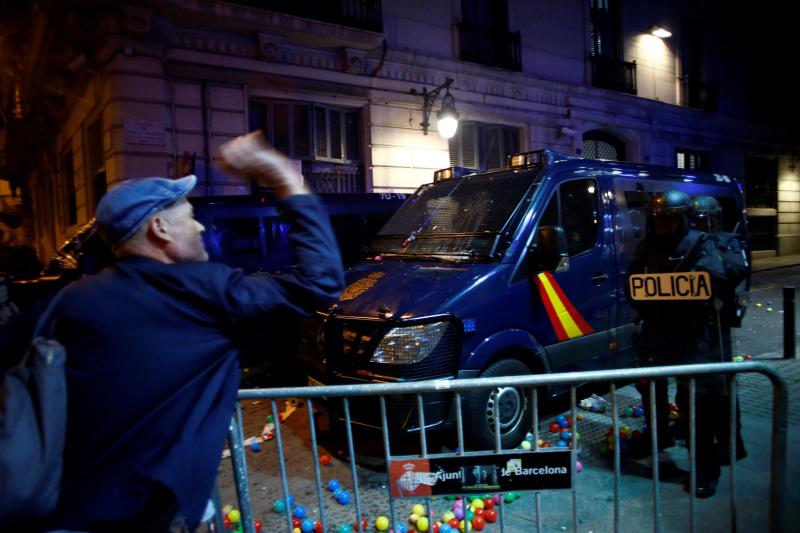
[340,271,386,301]
[628,271,712,300]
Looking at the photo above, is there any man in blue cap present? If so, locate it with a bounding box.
[42,132,344,532]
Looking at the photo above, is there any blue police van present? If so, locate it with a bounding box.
[298,150,750,449]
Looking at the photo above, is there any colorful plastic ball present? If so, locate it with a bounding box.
[756,302,763,308]
[328,480,341,492]
[482,498,494,510]
[633,406,644,417]
[394,523,408,533]
[409,513,420,525]
[471,498,484,510]
[560,431,572,441]
[441,511,455,523]
[224,516,232,529]
[354,519,368,531]
[520,440,531,450]
[314,521,323,533]
[417,517,430,531]
[440,525,453,533]
[471,516,485,531]
[293,517,302,528]
[492,494,502,505]
[432,521,441,533]
[294,505,307,519]
[273,499,287,513]
[254,519,263,533]
[623,406,633,417]
[301,519,315,532]
[228,509,241,523]
[504,493,514,503]
[576,460,583,473]
[376,516,390,531]
[320,454,332,465]
[558,419,569,428]
[453,506,464,520]
[267,415,274,423]
[465,509,474,522]
[556,440,568,448]
[549,422,560,433]
[556,415,566,423]
[223,504,234,515]
[338,524,353,533]
[412,503,426,516]
[337,492,351,505]
[484,509,497,523]
[294,528,301,533]
[448,518,460,529]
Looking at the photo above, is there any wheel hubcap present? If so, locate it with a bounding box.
[486,387,525,434]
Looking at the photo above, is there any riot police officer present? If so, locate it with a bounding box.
[626,190,727,498]
[688,194,749,464]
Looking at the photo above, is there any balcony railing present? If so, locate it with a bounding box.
[680,77,717,112]
[231,0,382,33]
[458,22,522,72]
[590,55,637,95]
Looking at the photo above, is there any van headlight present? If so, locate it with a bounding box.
[371,322,447,365]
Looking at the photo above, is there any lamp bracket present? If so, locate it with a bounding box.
[412,77,454,135]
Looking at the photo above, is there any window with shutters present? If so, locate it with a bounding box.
[250,100,359,164]
[249,99,363,192]
[60,149,77,227]
[84,117,106,211]
[449,121,520,170]
[675,149,709,170]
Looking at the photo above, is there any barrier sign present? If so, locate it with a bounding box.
[389,450,571,497]
[628,271,712,301]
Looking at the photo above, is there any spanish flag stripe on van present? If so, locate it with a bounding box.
[535,272,594,341]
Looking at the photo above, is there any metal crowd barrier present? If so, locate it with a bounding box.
[218,362,787,533]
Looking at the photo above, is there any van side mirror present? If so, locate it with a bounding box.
[530,226,569,272]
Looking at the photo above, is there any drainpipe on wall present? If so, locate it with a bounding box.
[201,80,211,196]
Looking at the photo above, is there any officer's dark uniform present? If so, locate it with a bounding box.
[626,190,727,497]
[689,195,749,464]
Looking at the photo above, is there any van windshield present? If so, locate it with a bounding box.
[371,171,536,261]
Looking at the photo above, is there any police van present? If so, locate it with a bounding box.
[298,150,750,449]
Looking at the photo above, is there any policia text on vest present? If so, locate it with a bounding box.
[628,271,712,301]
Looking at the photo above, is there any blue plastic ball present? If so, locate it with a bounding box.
[556,440,568,447]
[301,519,315,532]
[633,406,644,417]
[273,499,286,513]
[394,524,407,533]
[294,505,307,519]
[560,431,572,441]
[556,415,566,424]
[336,491,351,505]
[559,419,569,428]
[338,524,352,533]
[327,479,340,492]
[250,441,261,453]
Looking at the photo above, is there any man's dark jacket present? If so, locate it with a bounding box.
[46,195,344,531]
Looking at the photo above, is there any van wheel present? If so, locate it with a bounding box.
[463,359,531,450]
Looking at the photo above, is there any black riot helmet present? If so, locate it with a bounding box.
[690,195,722,232]
[650,189,690,238]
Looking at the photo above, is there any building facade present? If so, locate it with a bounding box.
[1,0,798,261]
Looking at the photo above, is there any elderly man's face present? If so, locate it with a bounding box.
[162,199,208,262]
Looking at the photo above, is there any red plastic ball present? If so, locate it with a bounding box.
[484,509,498,523]
[472,516,486,531]
[292,517,302,528]
[448,518,460,528]
[224,516,232,529]
[354,518,368,531]
[320,454,331,466]
[314,520,323,533]
[483,497,494,509]
[549,422,560,433]
[432,522,440,533]
[254,519,263,533]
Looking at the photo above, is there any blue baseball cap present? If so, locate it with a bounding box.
[96,175,197,249]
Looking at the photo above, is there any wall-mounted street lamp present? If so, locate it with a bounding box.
[411,77,459,139]
[649,25,672,39]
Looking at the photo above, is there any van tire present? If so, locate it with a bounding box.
[463,359,531,450]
